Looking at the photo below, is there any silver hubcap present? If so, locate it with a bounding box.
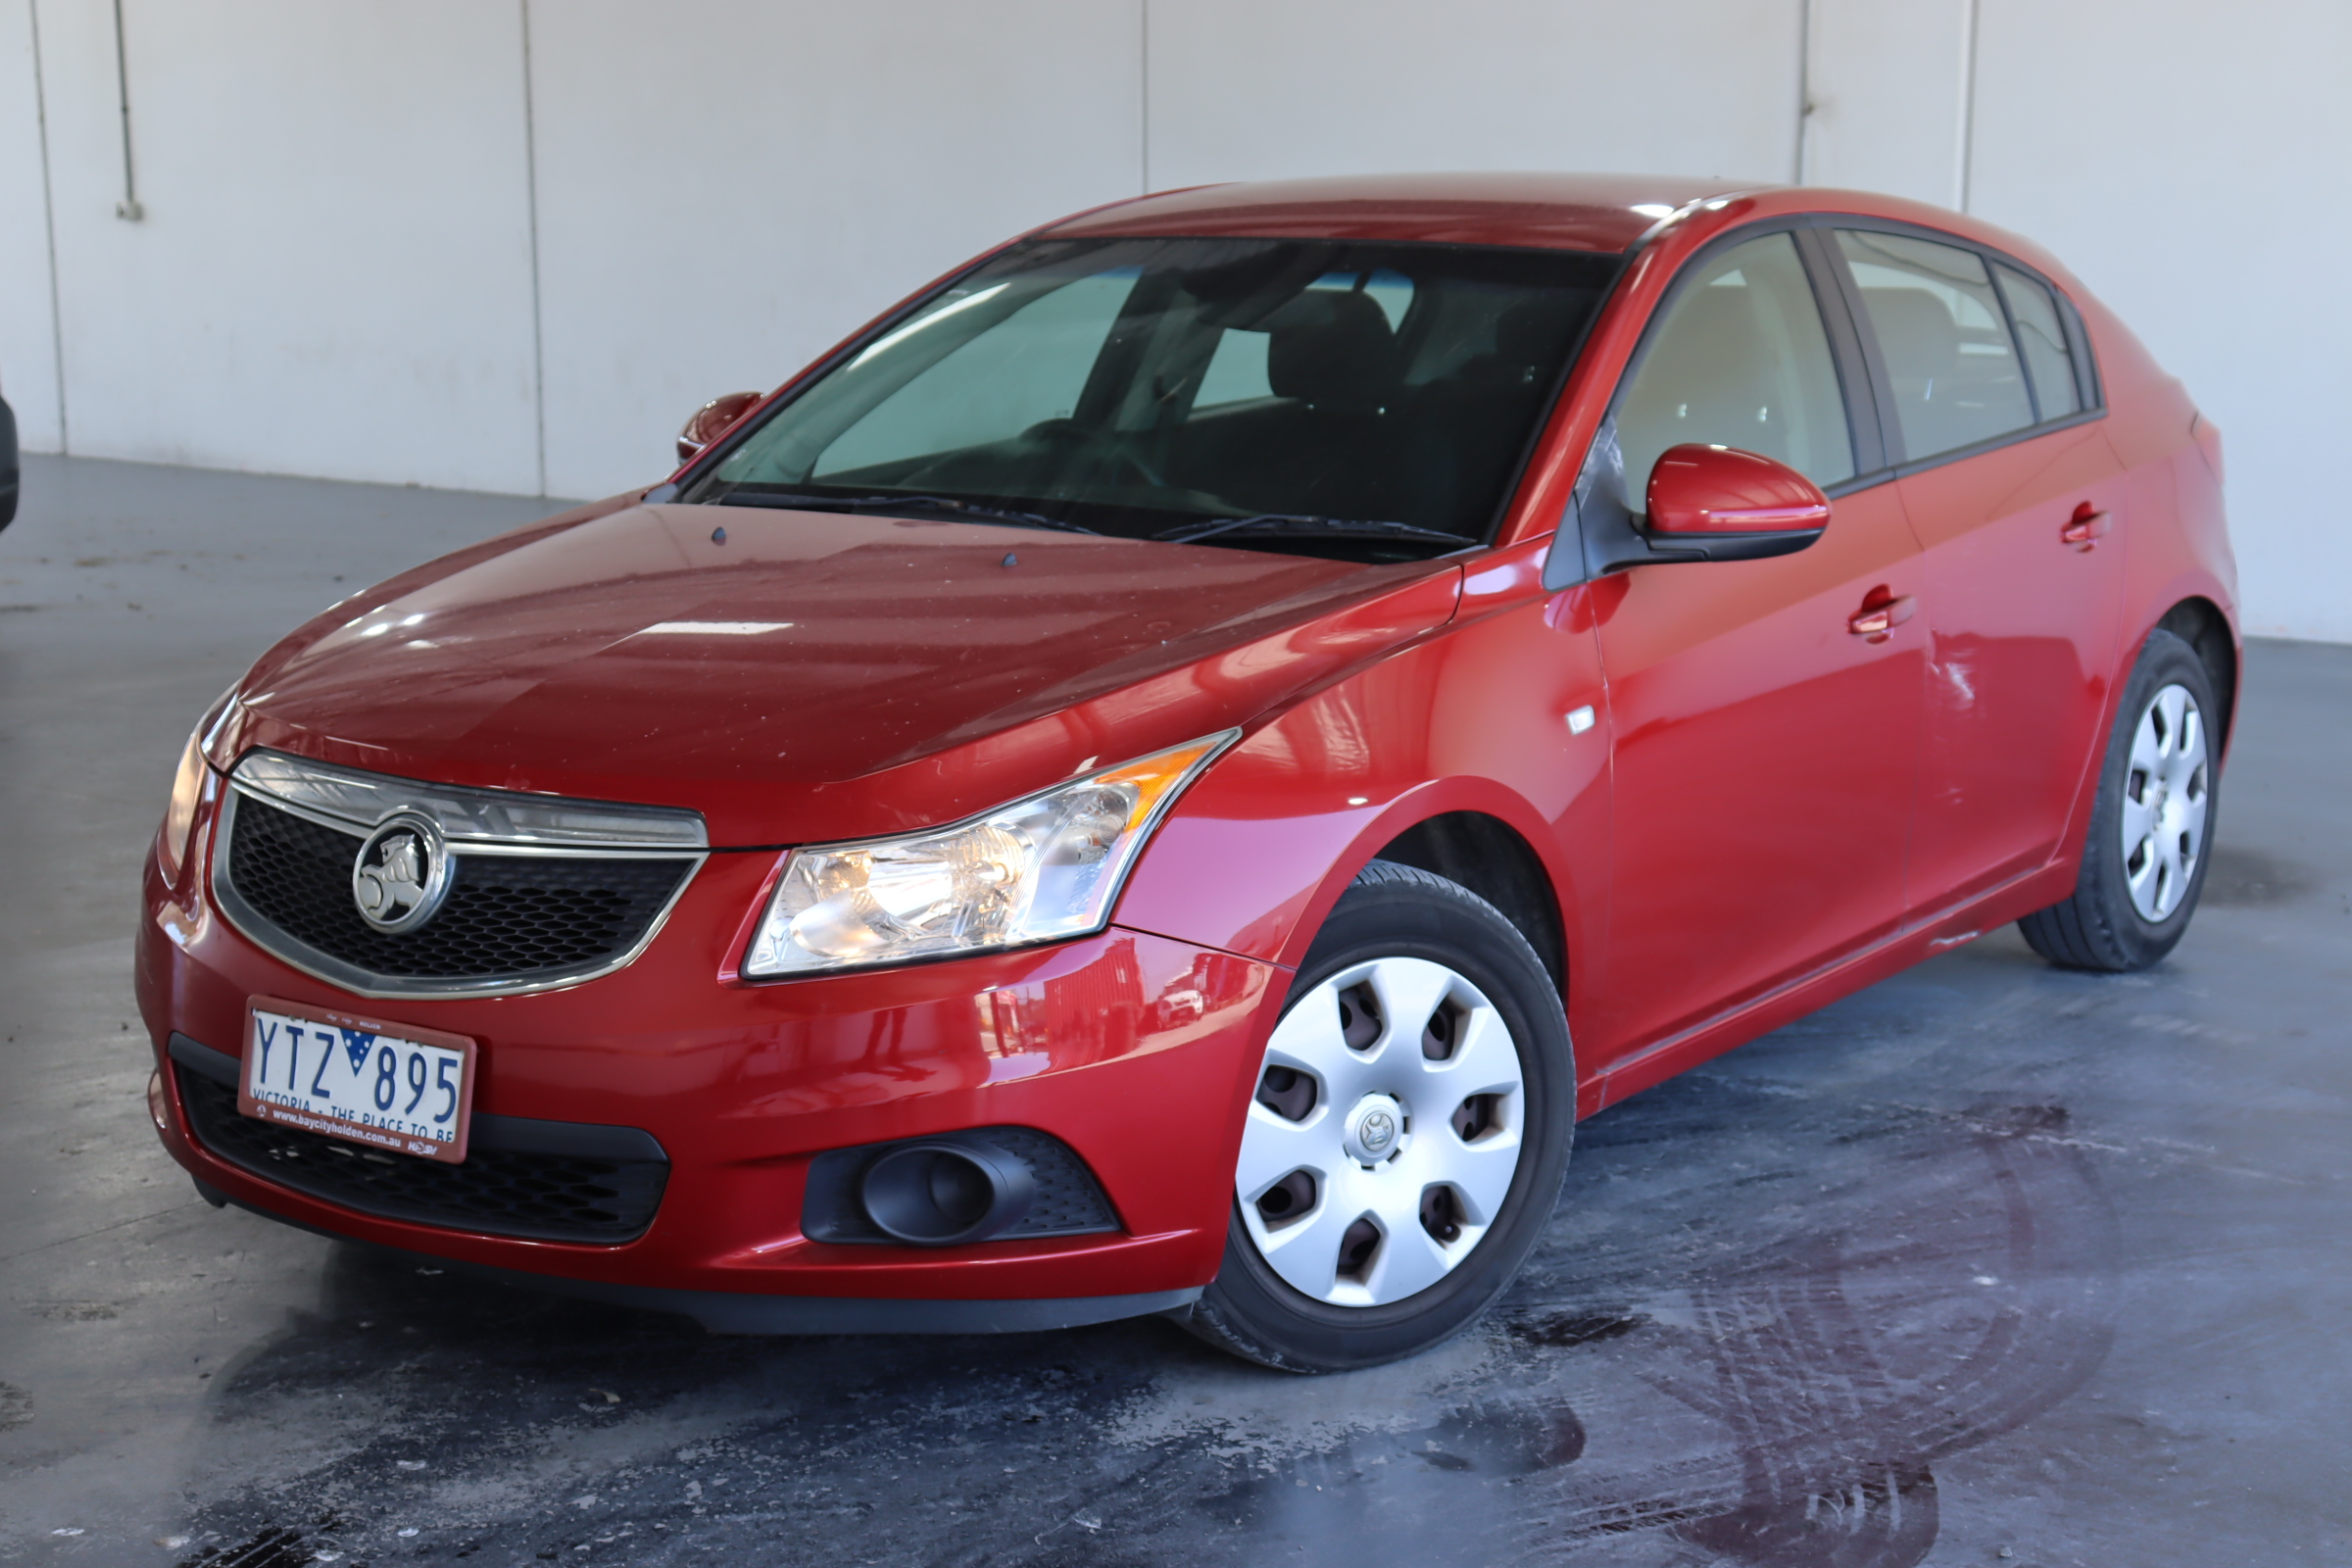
[2121,681,2209,922]
[1236,956,1526,1308]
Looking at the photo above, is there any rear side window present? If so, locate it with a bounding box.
[1615,231,1855,493]
[1193,268,1415,408]
[1992,262,2082,419]
[1838,230,2034,461]
[1195,328,1272,407]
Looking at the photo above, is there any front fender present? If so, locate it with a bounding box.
[1112,594,1612,1094]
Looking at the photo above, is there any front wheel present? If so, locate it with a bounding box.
[2019,627,2220,971]
[1180,860,1574,1372]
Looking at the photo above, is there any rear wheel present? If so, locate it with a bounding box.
[1181,860,1574,1372]
[2019,628,2219,971]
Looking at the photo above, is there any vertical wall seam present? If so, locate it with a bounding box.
[26,0,67,452]
[1955,0,1982,211]
[519,0,547,496]
[108,0,138,219]
[1792,0,1814,184]
[1138,0,1150,194]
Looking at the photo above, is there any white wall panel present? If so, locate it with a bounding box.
[0,0,2342,640]
[1969,0,2352,643]
[35,0,540,490]
[1799,0,1969,205]
[1146,0,1800,190]
[0,0,63,449]
[528,0,1144,501]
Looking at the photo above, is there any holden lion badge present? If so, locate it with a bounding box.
[351,812,451,934]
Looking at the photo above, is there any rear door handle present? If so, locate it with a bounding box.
[2061,505,2112,548]
[1847,593,1917,638]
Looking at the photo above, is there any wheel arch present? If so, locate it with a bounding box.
[1116,765,1593,1022]
[1370,810,1568,999]
[2153,596,2238,754]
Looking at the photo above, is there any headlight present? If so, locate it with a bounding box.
[159,729,209,882]
[741,731,1236,978]
[162,684,240,882]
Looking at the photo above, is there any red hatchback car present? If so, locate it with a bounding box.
[141,174,2235,1371]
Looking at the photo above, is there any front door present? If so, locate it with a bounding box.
[1582,229,1927,1062]
[1832,229,2128,915]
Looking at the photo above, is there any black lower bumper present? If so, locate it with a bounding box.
[191,1176,1200,1337]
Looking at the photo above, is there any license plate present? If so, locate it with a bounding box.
[239,998,477,1164]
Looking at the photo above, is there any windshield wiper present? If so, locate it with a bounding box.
[1153,513,1476,547]
[715,490,1102,534]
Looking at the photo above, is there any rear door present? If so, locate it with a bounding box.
[1828,228,2126,917]
[1580,227,1927,1062]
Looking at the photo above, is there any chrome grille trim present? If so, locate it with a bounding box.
[230,749,708,850]
[210,758,708,1000]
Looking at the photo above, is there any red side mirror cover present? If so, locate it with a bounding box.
[676,391,766,466]
[1646,444,1833,535]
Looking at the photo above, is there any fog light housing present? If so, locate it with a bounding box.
[858,1141,1036,1246]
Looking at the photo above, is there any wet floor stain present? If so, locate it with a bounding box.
[140,1086,2121,1568]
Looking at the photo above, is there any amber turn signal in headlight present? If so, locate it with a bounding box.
[740,731,1237,978]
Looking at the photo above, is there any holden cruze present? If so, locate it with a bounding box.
[140,173,2236,1371]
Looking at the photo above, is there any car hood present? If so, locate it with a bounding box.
[225,503,1463,845]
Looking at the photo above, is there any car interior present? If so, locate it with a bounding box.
[692,239,1617,558]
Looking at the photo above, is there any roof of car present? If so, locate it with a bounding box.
[1044,172,1772,254]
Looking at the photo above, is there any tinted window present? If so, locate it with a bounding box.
[816,270,1141,477]
[1616,231,1854,493]
[692,238,1615,560]
[1194,326,1273,407]
[1193,268,1416,409]
[1838,230,2034,461]
[1993,262,2082,419]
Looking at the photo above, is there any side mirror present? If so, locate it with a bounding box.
[1642,444,1831,560]
[1545,438,1837,589]
[675,391,764,466]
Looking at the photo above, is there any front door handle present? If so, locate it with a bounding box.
[2061,504,2112,548]
[1847,591,1917,638]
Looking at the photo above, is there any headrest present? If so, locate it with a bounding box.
[1266,290,1400,412]
[1861,288,1960,380]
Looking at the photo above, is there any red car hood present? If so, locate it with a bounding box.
[226,503,1463,845]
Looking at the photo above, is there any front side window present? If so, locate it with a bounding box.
[688,238,1617,561]
[1838,230,2034,461]
[1614,231,1856,496]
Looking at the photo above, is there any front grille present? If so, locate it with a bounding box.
[223,795,697,991]
[176,1059,667,1245]
[803,1126,1122,1244]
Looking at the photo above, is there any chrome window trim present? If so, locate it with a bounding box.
[209,787,707,1002]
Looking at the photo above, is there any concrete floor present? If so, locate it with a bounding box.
[1,454,2345,1568]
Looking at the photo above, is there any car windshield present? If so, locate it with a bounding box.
[684,236,1620,562]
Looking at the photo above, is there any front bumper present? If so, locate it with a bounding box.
[138,788,1279,1319]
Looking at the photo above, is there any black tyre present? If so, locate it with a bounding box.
[2018,628,2220,971]
[1179,860,1574,1372]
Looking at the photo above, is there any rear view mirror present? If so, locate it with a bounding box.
[675,391,764,466]
[1642,443,1831,558]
